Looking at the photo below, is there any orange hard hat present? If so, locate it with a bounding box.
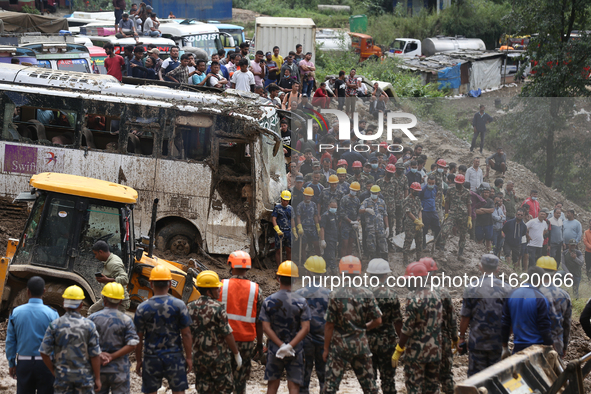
[352,161,363,168]
[410,182,422,191]
[454,174,465,184]
[228,250,252,269]
[404,261,428,278]
[419,257,438,272]
[337,159,348,167]
[339,255,362,274]
[436,159,448,168]
[385,164,396,174]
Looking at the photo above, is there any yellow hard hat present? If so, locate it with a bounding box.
[371,185,381,193]
[336,168,347,174]
[149,265,173,281]
[277,260,299,277]
[350,182,361,191]
[62,285,85,300]
[101,282,125,300]
[328,174,339,184]
[303,187,314,196]
[536,256,557,271]
[281,190,292,200]
[196,270,222,288]
[304,255,326,274]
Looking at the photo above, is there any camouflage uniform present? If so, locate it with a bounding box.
[347,174,373,191]
[402,195,423,265]
[440,186,471,251]
[461,276,512,376]
[401,288,443,394]
[272,203,294,249]
[88,253,131,314]
[39,310,102,394]
[134,294,192,393]
[188,295,235,394]
[433,170,446,218]
[338,193,360,242]
[260,289,311,385]
[360,196,388,259]
[303,182,325,207]
[367,284,402,394]
[391,172,409,234]
[324,286,381,394]
[376,176,396,235]
[298,200,319,261]
[88,308,139,394]
[337,181,351,196]
[438,288,457,394]
[304,173,327,187]
[320,210,339,274]
[294,285,331,394]
[320,187,343,215]
[538,284,572,356]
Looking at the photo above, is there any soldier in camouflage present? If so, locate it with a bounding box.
[272,191,296,267]
[320,175,344,214]
[366,258,402,394]
[304,171,325,210]
[260,261,311,394]
[339,182,361,257]
[295,257,331,394]
[291,176,305,263]
[536,257,572,357]
[189,271,241,394]
[320,200,340,275]
[360,185,389,259]
[391,162,409,234]
[297,188,321,260]
[440,174,472,257]
[336,168,351,196]
[459,254,512,376]
[402,183,423,265]
[376,164,398,241]
[39,285,102,393]
[391,262,444,394]
[134,266,193,394]
[88,283,139,394]
[347,161,373,191]
[433,159,449,218]
[420,258,457,394]
[323,256,382,394]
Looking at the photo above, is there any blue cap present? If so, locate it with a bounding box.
[480,254,499,269]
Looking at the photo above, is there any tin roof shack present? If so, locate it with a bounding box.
[398,50,506,94]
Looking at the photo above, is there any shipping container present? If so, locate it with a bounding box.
[253,17,316,63]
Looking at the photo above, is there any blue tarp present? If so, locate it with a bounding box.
[437,62,462,90]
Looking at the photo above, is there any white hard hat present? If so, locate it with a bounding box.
[366,258,391,274]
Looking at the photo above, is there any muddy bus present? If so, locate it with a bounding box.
[0,64,286,258]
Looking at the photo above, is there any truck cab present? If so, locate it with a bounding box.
[389,38,421,58]
[349,33,382,61]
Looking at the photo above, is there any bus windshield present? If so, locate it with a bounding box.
[219,29,244,47]
[57,59,91,73]
[182,33,223,56]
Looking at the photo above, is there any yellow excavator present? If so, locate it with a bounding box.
[0,172,202,315]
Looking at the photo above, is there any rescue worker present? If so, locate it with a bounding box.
[433,159,448,218]
[295,256,330,394]
[260,261,311,394]
[304,170,325,210]
[536,256,572,357]
[297,187,321,260]
[273,190,296,267]
[134,265,193,394]
[336,168,351,195]
[338,182,361,257]
[347,160,371,191]
[420,257,457,394]
[323,255,382,394]
[440,174,472,257]
[402,182,423,265]
[189,270,242,394]
[391,262,443,394]
[459,254,512,376]
[392,162,409,235]
[291,175,305,263]
[366,258,402,394]
[6,276,59,394]
[376,164,398,243]
[89,240,130,314]
[219,251,264,394]
[320,199,339,274]
[320,174,343,214]
[39,285,102,393]
[359,185,389,259]
[88,283,139,394]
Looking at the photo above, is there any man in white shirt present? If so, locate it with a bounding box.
[465,157,483,192]
[231,58,255,93]
[526,209,549,270]
[207,61,228,89]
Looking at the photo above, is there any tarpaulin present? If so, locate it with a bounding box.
[0,11,68,33]
[469,57,502,91]
[437,62,461,90]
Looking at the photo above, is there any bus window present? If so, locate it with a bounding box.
[57,59,91,73]
[171,125,210,160]
[37,60,51,68]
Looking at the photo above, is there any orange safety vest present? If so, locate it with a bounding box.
[219,278,259,342]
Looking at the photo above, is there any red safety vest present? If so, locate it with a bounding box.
[219,278,258,342]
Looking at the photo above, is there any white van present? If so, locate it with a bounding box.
[158,21,231,57]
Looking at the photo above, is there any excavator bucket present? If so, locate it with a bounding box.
[457,345,591,394]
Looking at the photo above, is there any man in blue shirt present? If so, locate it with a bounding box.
[501,266,553,357]
[420,174,440,249]
[6,276,59,394]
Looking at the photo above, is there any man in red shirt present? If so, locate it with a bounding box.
[521,189,540,219]
[103,43,125,82]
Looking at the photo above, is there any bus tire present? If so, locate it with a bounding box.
[156,222,197,256]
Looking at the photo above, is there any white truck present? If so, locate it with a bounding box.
[253,17,316,62]
[390,36,486,58]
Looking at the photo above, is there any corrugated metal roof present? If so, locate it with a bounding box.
[398,50,505,72]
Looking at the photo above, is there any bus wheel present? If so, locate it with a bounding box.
[156,222,197,256]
